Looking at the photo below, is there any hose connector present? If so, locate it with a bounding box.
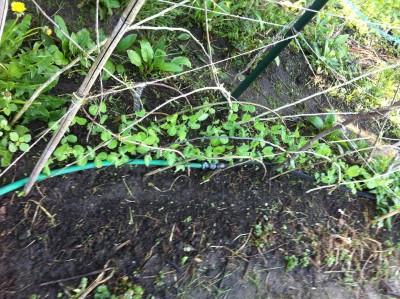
[202,162,227,170]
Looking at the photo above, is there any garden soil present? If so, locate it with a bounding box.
[1,165,399,298]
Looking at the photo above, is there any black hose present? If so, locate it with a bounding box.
[239,161,376,199]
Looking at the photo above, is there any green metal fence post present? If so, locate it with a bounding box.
[231,0,329,99]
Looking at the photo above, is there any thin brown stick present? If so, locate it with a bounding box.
[371,209,400,225]
[40,267,114,286]
[77,261,115,299]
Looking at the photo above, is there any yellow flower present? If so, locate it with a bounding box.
[45,28,52,36]
[11,2,26,14]
[225,1,231,7]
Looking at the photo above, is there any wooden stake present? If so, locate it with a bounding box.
[0,0,8,41]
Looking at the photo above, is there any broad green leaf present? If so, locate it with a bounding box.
[163,151,176,166]
[76,158,88,166]
[8,143,17,153]
[263,146,274,160]
[101,130,112,141]
[107,139,118,149]
[54,144,69,160]
[19,143,30,152]
[54,15,70,43]
[144,135,157,145]
[9,132,19,142]
[97,152,108,160]
[37,56,54,73]
[102,60,115,80]
[177,33,191,40]
[178,129,186,141]
[75,29,94,50]
[99,102,107,113]
[321,175,336,184]
[315,143,332,156]
[53,50,69,66]
[89,105,98,116]
[23,134,31,142]
[127,50,142,67]
[241,104,256,113]
[69,32,79,56]
[167,126,177,136]
[158,62,182,73]
[334,34,349,45]
[139,40,154,63]
[144,154,152,166]
[171,56,191,68]
[153,49,167,68]
[346,165,360,177]
[308,116,324,130]
[94,157,103,168]
[211,138,220,146]
[73,145,85,155]
[8,62,23,79]
[0,149,12,167]
[66,135,77,143]
[116,64,125,74]
[241,113,251,122]
[137,146,149,154]
[115,34,137,52]
[220,136,229,144]
[189,122,200,129]
[134,132,147,142]
[324,113,336,128]
[100,115,108,125]
[74,117,87,125]
[213,146,225,155]
[366,178,378,189]
[197,113,209,121]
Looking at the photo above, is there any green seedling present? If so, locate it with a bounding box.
[127,39,191,77]
[285,255,299,271]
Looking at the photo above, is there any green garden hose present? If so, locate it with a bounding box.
[0,159,376,200]
[0,159,205,196]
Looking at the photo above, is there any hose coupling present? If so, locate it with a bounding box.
[202,162,227,170]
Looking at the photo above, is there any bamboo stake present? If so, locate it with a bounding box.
[23,0,146,194]
[0,0,8,41]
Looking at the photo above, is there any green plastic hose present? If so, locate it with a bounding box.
[0,159,204,196]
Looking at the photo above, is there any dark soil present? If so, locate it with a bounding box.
[1,165,399,298]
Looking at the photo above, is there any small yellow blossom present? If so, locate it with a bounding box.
[225,1,231,7]
[45,28,52,36]
[11,2,26,14]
